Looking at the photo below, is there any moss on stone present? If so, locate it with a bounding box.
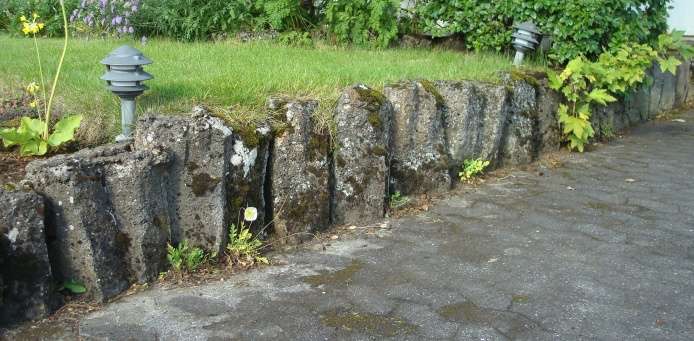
[510,69,541,88]
[354,86,386,108]
[232,123,261,148]
[367,112,383,130]
[370,145,387,157]
[191,173,221,197]
[419,80,445,107]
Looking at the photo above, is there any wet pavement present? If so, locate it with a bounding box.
[6,111,694,340]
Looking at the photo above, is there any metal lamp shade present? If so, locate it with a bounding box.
[100,45,153,142]
[511,22,542,66]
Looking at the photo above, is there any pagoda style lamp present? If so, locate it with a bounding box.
[100,45,153,142]
[511,22,542,66]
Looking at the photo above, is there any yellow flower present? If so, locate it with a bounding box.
[19,14,44,36]
[26,82,40,95]
[29,100,38,108]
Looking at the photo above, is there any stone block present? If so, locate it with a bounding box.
[436,81,485,170]
[135,113,234,255]
[0,189,53,326]
[227,123,272,235]
[535,80,561,153]
[97,146,173,283]
[24,146,131,302]
[500,79,538,166]
[674,59,690,107]
[268,99,331,244]
[333,84,393,226]
[384,80,451,194]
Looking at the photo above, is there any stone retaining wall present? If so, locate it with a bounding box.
[1,63,690,327]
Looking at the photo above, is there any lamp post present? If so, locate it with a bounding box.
[100,45,153,142]
[512,22,541,66]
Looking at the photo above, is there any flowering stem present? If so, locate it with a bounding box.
[32,34,48,119]
[44,0,69,140]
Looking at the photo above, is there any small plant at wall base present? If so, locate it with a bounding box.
[226,207,269,267]
[460,159,490,183]
[0,1,82,156]
[389,191,410,209]
[166,240,207,273]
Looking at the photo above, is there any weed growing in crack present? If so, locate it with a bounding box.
[226,207,269,267]
[389,191,410,209]
[460,159,490,183]
[166,240,208,273]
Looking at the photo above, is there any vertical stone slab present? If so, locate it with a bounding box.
[269,99,331,244]
[384,80,451,195]
[436,80,485,170]
[535,79,562,153]
[227,123,272,235]
[98,147,173,283]
[500,79,539,166]
[135,113,234,255]
[674,59,690,107]
[333,84,393,226]
[477,84,511,166]
[25,151,130,302]
[0,189,53,326]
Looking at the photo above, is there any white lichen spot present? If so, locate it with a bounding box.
[58,201,63,207]
[6,227,18,244]
[256,126,271,135]
[146,132,155,143]
[207,117,233,136]
[231,140,257,178]
[69,196,74,204]
[69,225,75,231]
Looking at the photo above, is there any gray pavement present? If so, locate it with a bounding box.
[11,111,694,340]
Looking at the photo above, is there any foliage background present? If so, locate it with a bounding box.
[1,0,674,62]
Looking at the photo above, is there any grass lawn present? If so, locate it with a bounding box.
[0,34,539,143]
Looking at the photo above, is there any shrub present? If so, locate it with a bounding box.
[324,0,399,48]
[132,0,315,41]
[69,0,140,37]
[166,240,207,272]
[1,0,79,37]
[415,0,671,64]
[459,159,490,182]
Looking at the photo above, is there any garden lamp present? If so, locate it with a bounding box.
[511,22,541,66]
[100,45,153,142]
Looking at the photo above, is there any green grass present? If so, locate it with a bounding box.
[0,34,535,143]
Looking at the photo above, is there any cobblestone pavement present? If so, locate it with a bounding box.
[7,111,694,340]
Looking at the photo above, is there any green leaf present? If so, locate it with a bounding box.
[48,115,83,147]
[547,71,563,90]
[0,127,29,147]
[587,89,617,106]
[658,56,681,75]
[18,117,46,138]
[20,140,48,156]
[61,280,87,294]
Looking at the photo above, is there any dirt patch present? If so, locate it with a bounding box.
[0,152,33,185]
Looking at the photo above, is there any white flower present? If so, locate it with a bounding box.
[244,207,258,222]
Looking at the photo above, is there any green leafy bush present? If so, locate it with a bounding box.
[1,0,78,37]
[415,0,670,64]
[460,159,490,182]
[166,240,207,272]
[325,0,399,48]
[132,0,314,41]
[549,31,692,152]
[0,1,83,156]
